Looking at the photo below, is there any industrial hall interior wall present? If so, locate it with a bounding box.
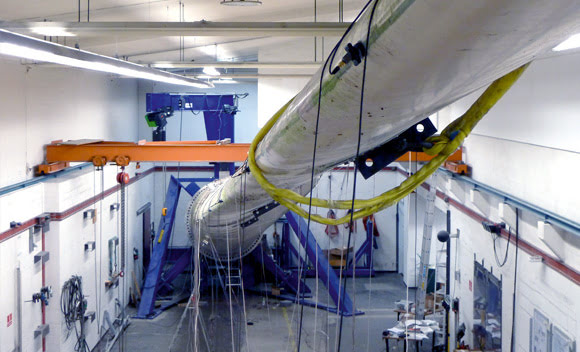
[406,52,580,350]
[0,58,154,352]
[256,39,580,350]
[0,35,580,351]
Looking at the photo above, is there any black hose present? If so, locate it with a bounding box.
[61,276,89,352]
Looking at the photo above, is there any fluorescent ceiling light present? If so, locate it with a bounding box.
[199,44,217,57]
[213,79,238,84]
[31,26,76,37]
[198,44,230,61]
[0,29,212,88]
[220,0,262,5]
[553,33,580,51]
[202,66,221,76]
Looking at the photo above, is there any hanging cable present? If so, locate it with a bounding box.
[61,276,89,352]
[225,221,236,352]
[510,209,519,352]
[365,174,376,352]
[98,167,105,336]
[294,0,377,346]
[493,227,512,267]
[91,168,101,334]
[337,0,380,350]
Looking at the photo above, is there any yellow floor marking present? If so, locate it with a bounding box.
[282,307,297,352]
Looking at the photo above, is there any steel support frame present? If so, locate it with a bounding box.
[283,218,375,278]
[251,246,311,297]
[147,93,238,177]
[344,219,375,276]
[135,177,207,319]
[286,212,362,316]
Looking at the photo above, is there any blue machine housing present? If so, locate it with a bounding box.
[146,93,236,143]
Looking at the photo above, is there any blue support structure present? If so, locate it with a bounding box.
[146,93,238,176]
[344,218,375,277]
[135,177,206,319]
[251,245,311,297]
[285,212,363,316]
[280,216,375,278]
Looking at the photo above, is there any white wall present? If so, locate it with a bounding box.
[421,51,580,349]
[0,165,153,352]
[0,58,139,188]
[44,165,153,351]
[439,52,580,220]
[0,57,154,352]
[430,176,580,351]
[257,37,335,127]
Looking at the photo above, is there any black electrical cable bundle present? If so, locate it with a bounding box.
[61,275,89,352]
[492,227,511,267]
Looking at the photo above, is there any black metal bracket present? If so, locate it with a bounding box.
[34,214,51,233]
[85,241,96,252]
[34,251,50,264]
[355,118,437,179]
[83,209,96,220]
[331,41,367,75]
[34,324,50,338]
[84,311,96,323]
[240,201,280,228]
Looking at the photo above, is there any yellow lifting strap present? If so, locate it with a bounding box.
[248,63,530,225]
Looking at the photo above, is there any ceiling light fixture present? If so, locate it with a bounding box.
[553,33,580,51]
[31,26,76,37]
[202,66,221,76]
[212,78,238,84]
[220,0,262,6]
[0,29,212,88]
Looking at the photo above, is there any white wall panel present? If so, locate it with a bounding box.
[440,51,580,154]
[0,183,43,233]
[0,59,138,189]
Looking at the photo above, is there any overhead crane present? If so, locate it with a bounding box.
[38,139,462,173]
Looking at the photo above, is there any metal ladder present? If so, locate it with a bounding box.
[225,268,242,289]
[416,177,437,320]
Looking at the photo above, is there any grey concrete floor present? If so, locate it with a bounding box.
[103,272,441,352]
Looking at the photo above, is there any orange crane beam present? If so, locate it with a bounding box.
[39,139,463,173]
[396,148,462,163]
[43,139,251,168]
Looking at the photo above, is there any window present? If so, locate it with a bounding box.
[108,237,119,277]
[473,261,502,350]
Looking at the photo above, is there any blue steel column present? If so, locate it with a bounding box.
[285,212,358,316]
[136,176,182,318]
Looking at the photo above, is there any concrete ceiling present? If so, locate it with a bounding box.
[0,0,366,65]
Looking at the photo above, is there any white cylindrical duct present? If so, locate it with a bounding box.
[188,0,580,261]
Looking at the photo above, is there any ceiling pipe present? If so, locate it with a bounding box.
[146,61,321,69]
[0,21,349,37]
[187,73,313,79]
